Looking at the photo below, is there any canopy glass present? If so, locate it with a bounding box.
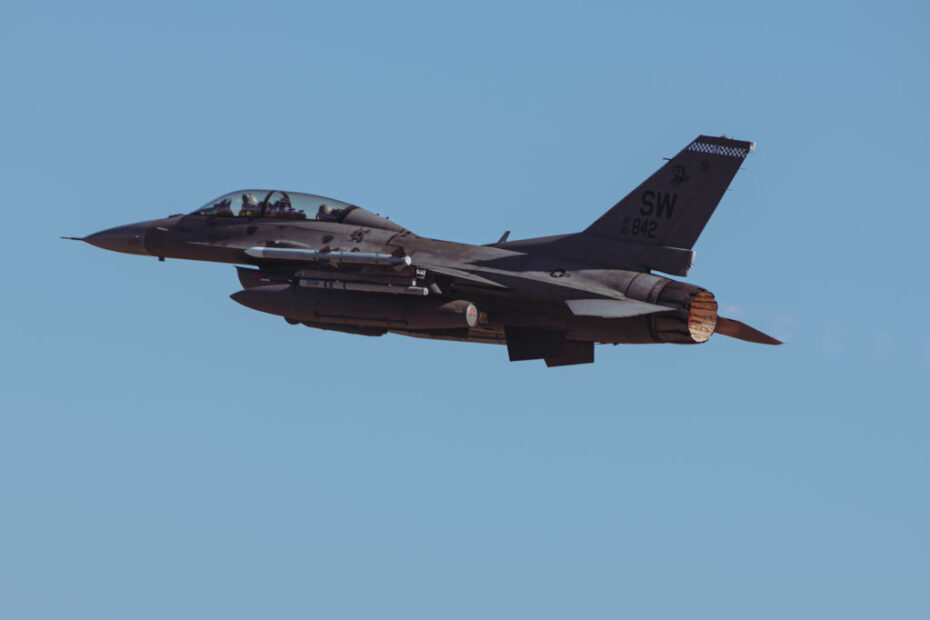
[194,190,357,221]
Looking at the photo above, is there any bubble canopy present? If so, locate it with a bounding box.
[193,190,358,222]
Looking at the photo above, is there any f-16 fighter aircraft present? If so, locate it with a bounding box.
[69,135,780,366]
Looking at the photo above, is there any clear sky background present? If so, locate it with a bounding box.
[2,1,928,618]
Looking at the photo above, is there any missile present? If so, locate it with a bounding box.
[245,247,412,267]
[298,279,429,296]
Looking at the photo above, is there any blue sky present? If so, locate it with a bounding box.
[2,1,928,618]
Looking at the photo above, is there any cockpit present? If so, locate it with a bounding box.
[193,190,358,222]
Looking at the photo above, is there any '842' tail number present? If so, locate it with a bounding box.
[628,218,657,238]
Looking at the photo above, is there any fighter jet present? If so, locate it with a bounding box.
[69,135,780,366]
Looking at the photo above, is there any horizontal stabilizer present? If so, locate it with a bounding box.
[566,298,672,319]
[714,316,782,345]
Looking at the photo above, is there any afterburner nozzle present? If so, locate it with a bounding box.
[687,290,718,343]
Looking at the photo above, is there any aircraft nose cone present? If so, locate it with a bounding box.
[84,224,149,255]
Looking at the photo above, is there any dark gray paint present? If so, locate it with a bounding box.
[69,135,780,366]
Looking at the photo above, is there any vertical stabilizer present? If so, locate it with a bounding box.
[585,135,753,250]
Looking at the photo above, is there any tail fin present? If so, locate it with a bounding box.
[585,135,754,250]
